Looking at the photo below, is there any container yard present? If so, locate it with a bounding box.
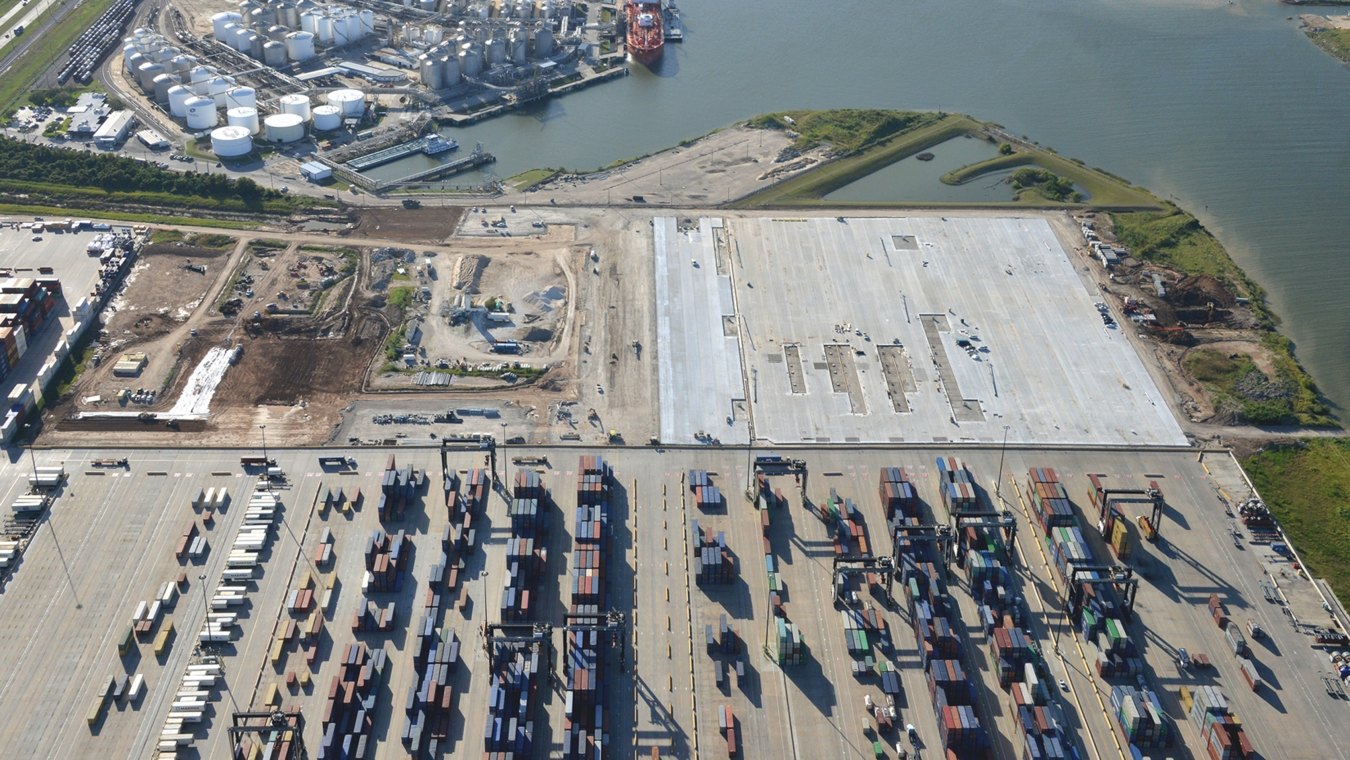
[0,444,1339,759]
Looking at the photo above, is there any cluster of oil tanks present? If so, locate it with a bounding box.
[415,24,555,88]
[209,90,361,157]
[55,0,137,85]
[427,0,569,20]
[212,1,374,67]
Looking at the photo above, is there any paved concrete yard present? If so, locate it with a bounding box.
[654,218,750,445]
[0,445,1342,760]
[0,223,116,408]
[720,215,1186,446]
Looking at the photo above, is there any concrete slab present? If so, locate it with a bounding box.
[723,215,1187,447]
[654,218,749,445]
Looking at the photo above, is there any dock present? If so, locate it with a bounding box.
[375,147,496,190]
[345,137,438,172]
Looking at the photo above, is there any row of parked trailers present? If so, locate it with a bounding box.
[149,662,221,756]
[564,455,612,759]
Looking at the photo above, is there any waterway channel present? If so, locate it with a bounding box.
[380,0,1350,413]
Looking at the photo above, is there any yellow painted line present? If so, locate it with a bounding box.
[1010,476,1122,760]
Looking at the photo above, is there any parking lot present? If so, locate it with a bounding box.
[0,444,1341,759]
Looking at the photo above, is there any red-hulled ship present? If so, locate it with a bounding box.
[626,0,664,64]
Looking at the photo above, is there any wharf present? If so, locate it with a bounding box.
[345,137,436,172]
[376,148,496,189]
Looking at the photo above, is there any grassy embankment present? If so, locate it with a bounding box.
[1115,209,1335,427]
[735,109,1165,210]
[1307,27,1350,64]
[1243,440,1350,608]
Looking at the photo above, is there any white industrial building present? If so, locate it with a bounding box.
[136,129,170,150]
[299,161,332,181]
[93,111,134,149]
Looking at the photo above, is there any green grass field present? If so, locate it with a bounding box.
[736,110,1164,210]
[1243,439,1350,607]
[1308,27,1350,64]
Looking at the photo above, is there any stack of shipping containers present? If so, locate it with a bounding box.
[749,472,803,666]
[317,643,389,759]
[1024,468,1184,759]
[484,463,550,756]
[887,463,990,758]
[403,619,459,754]
[1181,685,1255,760]
[378,455,423,522]
[564,455,611,759]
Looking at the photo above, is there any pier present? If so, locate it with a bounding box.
[375,147,496,190]
[345,137,440,172]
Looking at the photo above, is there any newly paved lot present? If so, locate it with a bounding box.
[700,215,1187,447]
[0,445,1342,760]
[654,218,750,446]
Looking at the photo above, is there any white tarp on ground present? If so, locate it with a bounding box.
[76,346,237,421]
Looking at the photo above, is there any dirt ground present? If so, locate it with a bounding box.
[500,124,826,207]
[350,207,465,244]
[1301,13,1350,31]
[79,241,234,405]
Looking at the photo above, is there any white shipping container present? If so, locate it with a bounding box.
[226,555,258,568]
[133,600,149,622]
[222,568,256,581]
[167,711,204,723]
[128,673,145,700]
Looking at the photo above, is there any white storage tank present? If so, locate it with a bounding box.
[125,51,146,75]
[419,54,443,90]
[226,106,260,135]
[424,25,443,45]
[458,43,481,77]
[170,55,194,74]
[152,73,179,103]
[358,9,375,37]
[225,86,256,109]
[185,97,218,129]
[265,24,288,41]
[168,85,193,117]
[280,4,300,28]
[211,125,253,157]
[326,88,365,117]
[485,36,506,65]
[137,62,165,90]
[230,26,251,51]
[263,40,287,66]
[315,14,335,44]
[264,113,305,142]
[190,65,217,84]
[284,31,315,61]
[300,10,318,34]
[278,93,312,118]
[212,11,243,39]
[311,104,341,131]
[443,56,460,86]
[207,76,234,107]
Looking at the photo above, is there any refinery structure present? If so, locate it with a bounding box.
[109,0,635,175]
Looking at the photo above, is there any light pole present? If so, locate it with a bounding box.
[259,425,269,466]
[994,425,1010,506]
[499,422,509,496]
[22,423,39,485]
